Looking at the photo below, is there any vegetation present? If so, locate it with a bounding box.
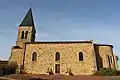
[46,67,53,75]
[111,77,120,80]
[66,68,73,75]
[0,61,18,76]
[8,61,18,73]
[93,68,120,76]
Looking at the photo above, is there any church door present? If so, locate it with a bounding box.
[55,64,60,73]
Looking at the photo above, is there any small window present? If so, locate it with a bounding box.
[21,31,24,39]
[55,52,60,61]
[32,52,37,61]
[79,52,83,61]
[25,31,28,39]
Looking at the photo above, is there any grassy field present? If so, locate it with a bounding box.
[111,77,120,80]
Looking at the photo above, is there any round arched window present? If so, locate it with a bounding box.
[55,52,60,61]
[79,52,83,61]
[32,52,37,61]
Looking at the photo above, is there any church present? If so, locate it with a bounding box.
[9,8,118,75]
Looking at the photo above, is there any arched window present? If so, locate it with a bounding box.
[32,52,37,61]
[21,31,24,39]
[79,52,83,61]
[55,52,60,61]
[25,31,28,39]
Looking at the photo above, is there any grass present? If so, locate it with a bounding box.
[110,77,120,80]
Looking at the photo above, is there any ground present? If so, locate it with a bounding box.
[0,74,120,80]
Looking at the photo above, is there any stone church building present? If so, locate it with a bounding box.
[9,9,118,75]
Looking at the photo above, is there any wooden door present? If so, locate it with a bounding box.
[55,64,60,73]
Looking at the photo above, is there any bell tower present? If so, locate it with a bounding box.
[16,8,36,47]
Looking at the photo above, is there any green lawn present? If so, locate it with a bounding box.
[110,77,120,80]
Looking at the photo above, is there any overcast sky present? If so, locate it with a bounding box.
[0,0,120,67]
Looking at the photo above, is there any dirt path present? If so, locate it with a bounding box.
[29,74,120,80]
[2,74,120,80]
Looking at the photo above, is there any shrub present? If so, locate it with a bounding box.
[46,67,53,75]
[8,61,18,69]
[8,61,18,74]
[20,69,27,74]
[66,68,73,75]
[94,68,120,76]
[49,69,53,75]
[0,61,19,76]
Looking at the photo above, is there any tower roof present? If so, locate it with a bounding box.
[19,8,35,27]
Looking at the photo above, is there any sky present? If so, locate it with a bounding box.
[0,0,120,67]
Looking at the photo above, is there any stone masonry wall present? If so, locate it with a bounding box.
[9,47,23,69]
[114,55,119,70]
[16,26,35,48]
[94,45,115,69]
[17,26,33,42]
[24,42,97,75]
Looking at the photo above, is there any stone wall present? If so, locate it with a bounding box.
[9,47,23,68]
[17,26,33,42]
[9,41,118,75]
[24,41,97,75]
[16,26,35,48]
[94,44,115,69]
[114,55,119,70]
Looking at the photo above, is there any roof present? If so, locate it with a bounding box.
[94,43,113,48]
[12,46,22,49]
[19,8,35,28]
[0,61,8,64]
[25,40,93,44]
